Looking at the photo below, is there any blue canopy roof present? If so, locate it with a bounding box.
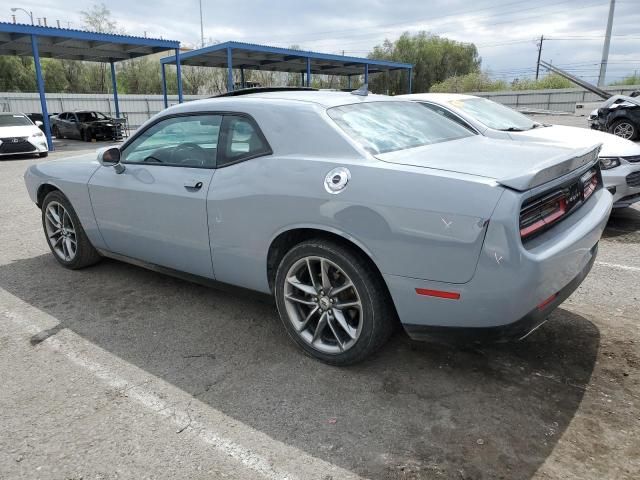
[0,22,179,62]
[161,41,412,75]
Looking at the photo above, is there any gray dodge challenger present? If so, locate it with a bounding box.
[24,90,613,364]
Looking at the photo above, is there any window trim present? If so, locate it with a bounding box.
[216,114,273,168]
[119,112,224,170]
[417,101,480,135]
[119,111,272,170]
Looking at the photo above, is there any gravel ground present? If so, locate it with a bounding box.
[0,129,639,480]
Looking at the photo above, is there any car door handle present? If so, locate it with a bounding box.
[184,180,203,190]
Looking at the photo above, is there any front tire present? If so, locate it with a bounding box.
[609,119,638,140]
[41,191,101,269]
[274,239,394,365]
[38,152,48,158]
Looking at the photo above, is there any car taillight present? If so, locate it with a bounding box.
[520,191,567,239]
[582,169,598,200]
[519,167,600,241]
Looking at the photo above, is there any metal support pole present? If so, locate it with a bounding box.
[598,0,616,87]
[161,62,168,108]
[226,47,233,92]
[408,67,412,93]
[175,48,183,103]
[240,68,245,88]
[110,61,120,118]
[300,72,304,85]
[535,35,544,80]
[364,64,369,85]
[306,57,311,87]
[31,35,53,152]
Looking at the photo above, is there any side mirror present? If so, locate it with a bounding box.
[35,120,43,127]
[97,147,125,173]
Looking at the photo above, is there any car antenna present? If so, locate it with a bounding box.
[350,83,369,96]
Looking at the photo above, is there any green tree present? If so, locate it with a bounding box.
[0,57,36,91]
[42,59,69,92]
[368,32,481,94]
[610,73,640,86]
[81,3,121,93]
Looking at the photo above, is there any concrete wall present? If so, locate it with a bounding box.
[471,85,640,114]
[0,92,206,129]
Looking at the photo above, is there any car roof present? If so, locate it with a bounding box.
[398,93,478,103]
[193,90,405,109]
[0,112,27,116]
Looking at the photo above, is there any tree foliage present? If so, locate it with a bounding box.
[610,73,640,86]
[368,32,481,94]
[430,72,573,93]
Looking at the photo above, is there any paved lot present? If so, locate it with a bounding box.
[1,128,639,479]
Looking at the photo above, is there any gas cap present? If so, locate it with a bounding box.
[324,167,351,194]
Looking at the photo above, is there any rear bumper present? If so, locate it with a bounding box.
[384,187,612,337]
[403,244,597,342]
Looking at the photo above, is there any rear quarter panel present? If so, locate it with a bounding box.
[207,154,503,293]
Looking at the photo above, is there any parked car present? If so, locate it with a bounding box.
[0,112,48,158]
[25,113,60,133]
[50,110,122,142]
[588,94,640,141]
[24,91,612,364]
[401,93,640,209]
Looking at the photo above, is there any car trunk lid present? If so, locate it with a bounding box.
[375,136,601,191]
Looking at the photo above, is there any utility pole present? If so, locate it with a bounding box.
[535,35,544,80]
[598,0,616,87]
[199,0,204,48]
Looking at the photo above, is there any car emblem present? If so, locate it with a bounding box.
[11,138,18,143]
[324,167,351,194]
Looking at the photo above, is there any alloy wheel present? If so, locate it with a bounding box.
[283,256,363,354]
[613,122,635,139]
[44,201,77,262]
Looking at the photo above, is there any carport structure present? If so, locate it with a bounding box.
[160,41,413,107]
[0,22,180,151]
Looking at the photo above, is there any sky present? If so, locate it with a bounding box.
[6,0,640,84]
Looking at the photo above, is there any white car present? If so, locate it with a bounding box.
[400,93,640,208]
[0,113,49,158]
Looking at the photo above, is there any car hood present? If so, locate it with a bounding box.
[510,124,640,157]
[0,125,40,138]
[375,135,601,191]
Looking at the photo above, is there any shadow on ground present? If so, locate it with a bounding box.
[603,206,640,241]
[0,254,600,480]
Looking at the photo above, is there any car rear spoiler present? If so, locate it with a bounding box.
[497,144,602,191]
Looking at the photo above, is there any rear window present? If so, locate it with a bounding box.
[327,101,474,154]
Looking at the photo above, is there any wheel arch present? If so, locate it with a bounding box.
[266,226,382,291]
[36,182,63,208]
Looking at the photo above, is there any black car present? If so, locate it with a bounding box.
[51,111,123,142]
[589,95,640,141]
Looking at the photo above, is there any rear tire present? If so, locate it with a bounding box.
[609,119,638,140]
[274,239,395,365]
[41,190,101,269]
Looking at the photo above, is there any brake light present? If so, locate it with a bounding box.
[520,192,567,239]
[582,169,598,200]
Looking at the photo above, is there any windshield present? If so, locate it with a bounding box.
[450,97,536,131]
[76,112,108,122]
[0,114,33,127]
[327,101,475,154]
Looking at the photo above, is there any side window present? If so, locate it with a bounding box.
[58,113,67,121]
[218,115,271,167]
[420,103,476,133]
[121,114,221,168]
